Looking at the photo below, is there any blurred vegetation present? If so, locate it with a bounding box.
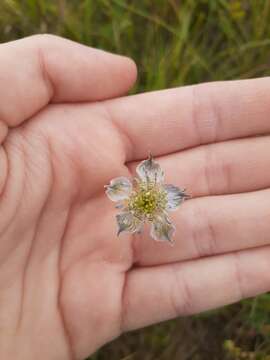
[1,0,270,359]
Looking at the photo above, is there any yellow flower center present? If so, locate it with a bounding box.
[128,182,167,220]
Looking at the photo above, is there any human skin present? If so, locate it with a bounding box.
[1,35,270,359]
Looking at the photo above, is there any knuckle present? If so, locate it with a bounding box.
[232,252,245,300]
[202,144,215,195]
[186,200,219,258]
[202,144,232,195]
[170,264,194,315]
[191,83,221,145]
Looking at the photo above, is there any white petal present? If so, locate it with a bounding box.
[163,184,188,211]
[115,201,125,209]
[105,177,132,201]
[136,156,164,183]
[150,214,175,243]
[116,212,143,236]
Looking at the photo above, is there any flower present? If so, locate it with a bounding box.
[105,155,190,244]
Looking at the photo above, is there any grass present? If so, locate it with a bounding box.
[1,0,270,359]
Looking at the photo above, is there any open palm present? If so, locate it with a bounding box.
[1,35,270,360]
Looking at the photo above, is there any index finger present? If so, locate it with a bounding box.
[105,77,270,161]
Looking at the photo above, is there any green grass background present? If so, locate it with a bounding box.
[1,0,270,359]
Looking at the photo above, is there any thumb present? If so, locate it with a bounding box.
[0,34,137,142]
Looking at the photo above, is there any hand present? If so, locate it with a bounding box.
[1,35,270,360]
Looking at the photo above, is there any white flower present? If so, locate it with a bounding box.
[105,155,190,244]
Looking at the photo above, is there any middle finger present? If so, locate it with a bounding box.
[132,189,270,266]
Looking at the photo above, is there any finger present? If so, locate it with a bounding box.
[0,35,136,134]
[128,135,270,198]
[122,246,270,332]
[106,77,270,160]
[133,189,270,266]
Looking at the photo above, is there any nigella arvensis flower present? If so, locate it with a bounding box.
[105,155,190,244]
